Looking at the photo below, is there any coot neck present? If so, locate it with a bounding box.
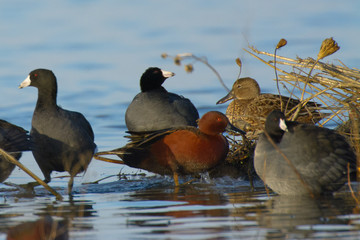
[141,85,168,93]
[35,84,58,110]
[265,125,285,143]
[140,75,166,92]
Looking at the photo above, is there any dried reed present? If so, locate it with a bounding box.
[244,40,360,178]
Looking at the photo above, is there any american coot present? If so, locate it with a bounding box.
[19,69,96,193]
[216,77,326,135]
[0,120,30,182]
[254,110,356,195]
[96,111,236,186]
[125,67,199,132]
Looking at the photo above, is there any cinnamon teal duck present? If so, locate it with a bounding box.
[96,111,244,186]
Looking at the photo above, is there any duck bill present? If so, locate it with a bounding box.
[161,70,175,79]
[225,122,246,135]
[19,75,31,89]
[216,91,235,104]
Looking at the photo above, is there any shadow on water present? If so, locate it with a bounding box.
[114,181,257,238]
[257,194,359,239]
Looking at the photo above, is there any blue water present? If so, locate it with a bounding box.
[1,0,360,239]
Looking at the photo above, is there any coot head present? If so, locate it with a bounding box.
[140,67,175,92]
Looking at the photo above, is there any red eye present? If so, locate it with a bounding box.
[216,116,226,123]
[34,73,38,77]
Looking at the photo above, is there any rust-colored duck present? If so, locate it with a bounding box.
[95,111,244,186]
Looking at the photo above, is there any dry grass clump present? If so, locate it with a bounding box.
[244,38,360,158]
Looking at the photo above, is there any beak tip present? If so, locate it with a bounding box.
[226,123,246,135]
[217,92,234,105]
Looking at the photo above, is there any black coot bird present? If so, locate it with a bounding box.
[254,110,356,196]
[0,120,30,182]
[19,69,96,193]
[125,67,199,132]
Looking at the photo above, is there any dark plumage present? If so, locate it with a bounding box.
[19,69,96,193]
[0,120,30,182]
[125,67,199,132]
[217,77,326,137]
[254,110,356,195]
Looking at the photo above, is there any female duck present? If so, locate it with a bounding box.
[217,77,326,136]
